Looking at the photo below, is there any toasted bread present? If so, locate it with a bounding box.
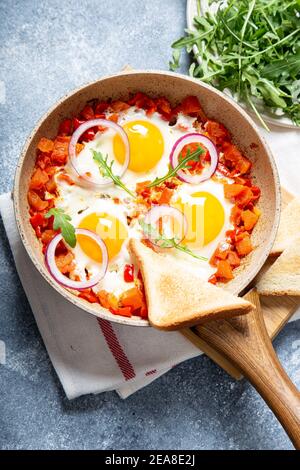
[257,236,300,296]
[129,239,253,330]
[271,196,300,256]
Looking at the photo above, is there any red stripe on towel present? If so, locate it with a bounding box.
[145,369,157,376]
[97,318,136,381]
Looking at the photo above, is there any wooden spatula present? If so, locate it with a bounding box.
[194,289,300,449]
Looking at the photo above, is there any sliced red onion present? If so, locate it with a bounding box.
[142,205,188,248]
[170,133,218,184]
[45,229,108,290]
[69,119,130,187]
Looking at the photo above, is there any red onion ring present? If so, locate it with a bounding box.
[69,119,130,187]
[142,205,188,247]
[170,133,218,184]
[45,229,108,290]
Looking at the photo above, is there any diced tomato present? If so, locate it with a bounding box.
[37,137,54,154]
[81,129,96,142]
[45,177,57,193]
[157,187,173,205]
[27,190,49,211]
[155,97,172,119]
[55,252,74,274]
[236,235,253,256]
[58,119,72,136]
[124,264,134,283]
[180,96,202,116]
[227,251,241,267]
[79,289,99,303]
[73,117,86,130]
[241,209,259,231]
[236,157,252,175]
[250,186,261,201]
[215,260,234,281]
[110,100,130,112]
[95,101,109,114]
[110,306,132,317]
[29,168,49,191]
[128,92,156,115]
[222,142,251,175]
[235,187,253,208]
[36,154,51,169]
[44,166,56,177]
[30,212,45,229]
[45,214,54,230]
[205,120,230,146]
[208,274,217,285]
[234,176,252,186]
[230,205,242,225]
[136,180,151,198]
[51,136,70,165]
[98,290,119,310]
[179,142,207,173]
[41,229,57,245]
[139,305,148,319]
[80,105,94,120]
[108,113,119,123]
[120,287,144,311]
[210,243,230,266]
[224,184,245,200]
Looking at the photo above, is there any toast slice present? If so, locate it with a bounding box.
[129,239,253,330]
[257,236,300,296]
[271,196,300,256]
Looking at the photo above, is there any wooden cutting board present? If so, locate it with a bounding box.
[182,188,300,380]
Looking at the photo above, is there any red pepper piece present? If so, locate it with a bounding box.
[58,119,72,136]
[124,264,134,282]
[30,212,45,229]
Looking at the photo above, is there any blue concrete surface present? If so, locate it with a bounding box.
[0,0,300,450]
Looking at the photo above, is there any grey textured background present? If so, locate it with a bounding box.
[0,0,300,450]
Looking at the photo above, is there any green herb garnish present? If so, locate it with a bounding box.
[92,150,135,198]
[148,145,205,188]
[170,0,300,128]
[45,208,76,248]
[139,219,208,261]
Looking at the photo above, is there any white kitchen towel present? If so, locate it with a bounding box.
[1,125,300,400]
[0,193,201,399]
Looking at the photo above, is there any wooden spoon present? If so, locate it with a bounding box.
[194,289,300,448]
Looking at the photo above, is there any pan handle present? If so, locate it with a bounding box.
[195,290,300,449]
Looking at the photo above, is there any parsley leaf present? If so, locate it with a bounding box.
[45,208,76,248]
[92,150,136,198]
[148,145,205,188]
[139,219,208,261]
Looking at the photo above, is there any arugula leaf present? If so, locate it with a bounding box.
[45,208,76,248]
[148,145,205,188]
[92,150,136,198]
[169,49,181,71]
[139,220,208,261]
[170,0,300,127]
[262,51,300,79]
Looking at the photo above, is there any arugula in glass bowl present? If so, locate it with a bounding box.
[170,0,300,130]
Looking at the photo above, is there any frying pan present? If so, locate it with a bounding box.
[13,70,280,326]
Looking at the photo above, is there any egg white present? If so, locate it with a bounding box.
[54,107,235,292]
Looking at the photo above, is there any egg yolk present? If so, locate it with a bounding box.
[78,213,128,262]
[113,120,164,172]
[175,191,225,248]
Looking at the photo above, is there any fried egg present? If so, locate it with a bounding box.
[55,106,234,290]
